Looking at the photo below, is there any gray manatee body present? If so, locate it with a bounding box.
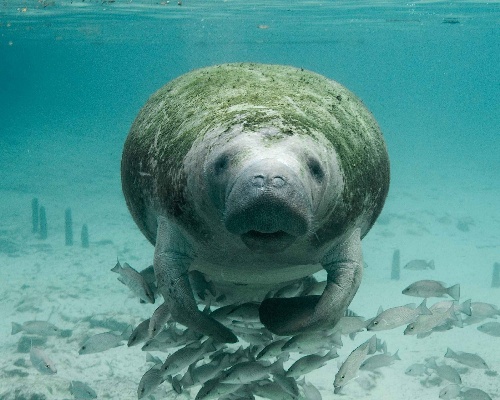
[121,63,390,342]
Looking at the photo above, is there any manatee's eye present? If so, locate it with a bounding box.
[214,153,229,175]
[307,157,324,182]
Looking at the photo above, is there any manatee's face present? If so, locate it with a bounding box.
[186,126,343,254]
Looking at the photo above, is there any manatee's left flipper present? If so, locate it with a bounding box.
[154,216,237,343]
[260,228,363,335]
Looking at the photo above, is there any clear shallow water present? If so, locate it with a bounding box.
[0,1,499,399]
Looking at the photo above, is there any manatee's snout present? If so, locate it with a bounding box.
[224,159,311,253]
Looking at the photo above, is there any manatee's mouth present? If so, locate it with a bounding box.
[240,230,297,253]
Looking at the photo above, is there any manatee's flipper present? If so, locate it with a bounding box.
[260,228,363,336]
[154,216,237,343]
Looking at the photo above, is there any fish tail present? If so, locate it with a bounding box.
[11,322,22,335]
[447,284,460,301]
[429,260,435,270]
[393,350,401,361]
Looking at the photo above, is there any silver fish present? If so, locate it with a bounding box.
[402,280,460,300]
[11,321,59,336]
[359,350,400,371]
[30,347,57,375]
[444,348,489,369]
[367,299,431,331]
[148,302,171,339]
[404,304,457,335]
[404,259,435,270]
[111,260,155,304]
[252,380,296,400]
[470,302,500,318]
[405,363,428,376]
[226,302,261,323]
[181,353,231,388]
[137,365,165,399]
[333,336,373,393]
[195,378,242,400]
[160,338,217,376]
[128,318,151,347]
[460,388,492,400]
[298,378,322,400]
[69,381,97,399]
[286,349,338,378]
[79,327,131,355]
[477,321,500,337]
[431,299,471,316]
[425,357,461,384]
[257,339,289,360]
[439,384,462,400]
[221,358,283,384]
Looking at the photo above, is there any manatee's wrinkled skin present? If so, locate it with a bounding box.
[121,63,390,342]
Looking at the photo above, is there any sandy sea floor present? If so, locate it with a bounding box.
[0,131,499,400]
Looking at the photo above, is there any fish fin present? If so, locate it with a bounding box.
[260,229,362,335]
[376,306,384,315]
[393,350,401,361]
[444,347,456,358]
[417,299,432,315]
[111,259,121,273]
[121,325,133,340]
[11,322,22,335]
[447,284,460,301]
[460,299,472,316]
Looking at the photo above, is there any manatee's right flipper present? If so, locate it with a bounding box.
[153,216,237,343]
[260,228,363,336]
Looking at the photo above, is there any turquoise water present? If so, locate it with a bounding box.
[0,1,499,399]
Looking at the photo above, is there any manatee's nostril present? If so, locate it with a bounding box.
[271,176,285,187]
[251,175,265,187]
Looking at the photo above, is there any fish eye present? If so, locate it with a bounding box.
[373,320,378,325]
[307,157,324,182]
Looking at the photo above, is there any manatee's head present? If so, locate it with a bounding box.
[185,125,344,254]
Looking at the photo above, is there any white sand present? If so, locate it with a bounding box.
[0,133,498,400]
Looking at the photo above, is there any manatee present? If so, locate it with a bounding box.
[121,63,390,342]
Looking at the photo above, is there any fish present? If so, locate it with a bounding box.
[282,330,341,354]
[252,380,297,400]
[402,280,460,300]
[460,388,492,400]
[257,339,290,360]
[128,318,151,347]
[137,365,166,399]
[404,304,457,335]
[195,377,242,400]
[160,338,217,376]
[359,350,400,371]
[470,302,500,318]
[220,358,283,384]
[11,321,59,336]
[286,349,338,378]
[148,302,171,339]
[405,363,428,376]
[180,353,232,388]
[111,260,155,304]
[79,326,131,355]
[439,384,462,400]
[367,299,432,331]
[226,302,261,323]
[431,299,471,316]
[444,348,489,369]
[189,270,217,301]
[333,336,374,393]
[404,259,435,270]
[30,347,57,375]
[425,357,461,384]
[297,378,322,400]
[69,380,97,399]
[477,321,500,337]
